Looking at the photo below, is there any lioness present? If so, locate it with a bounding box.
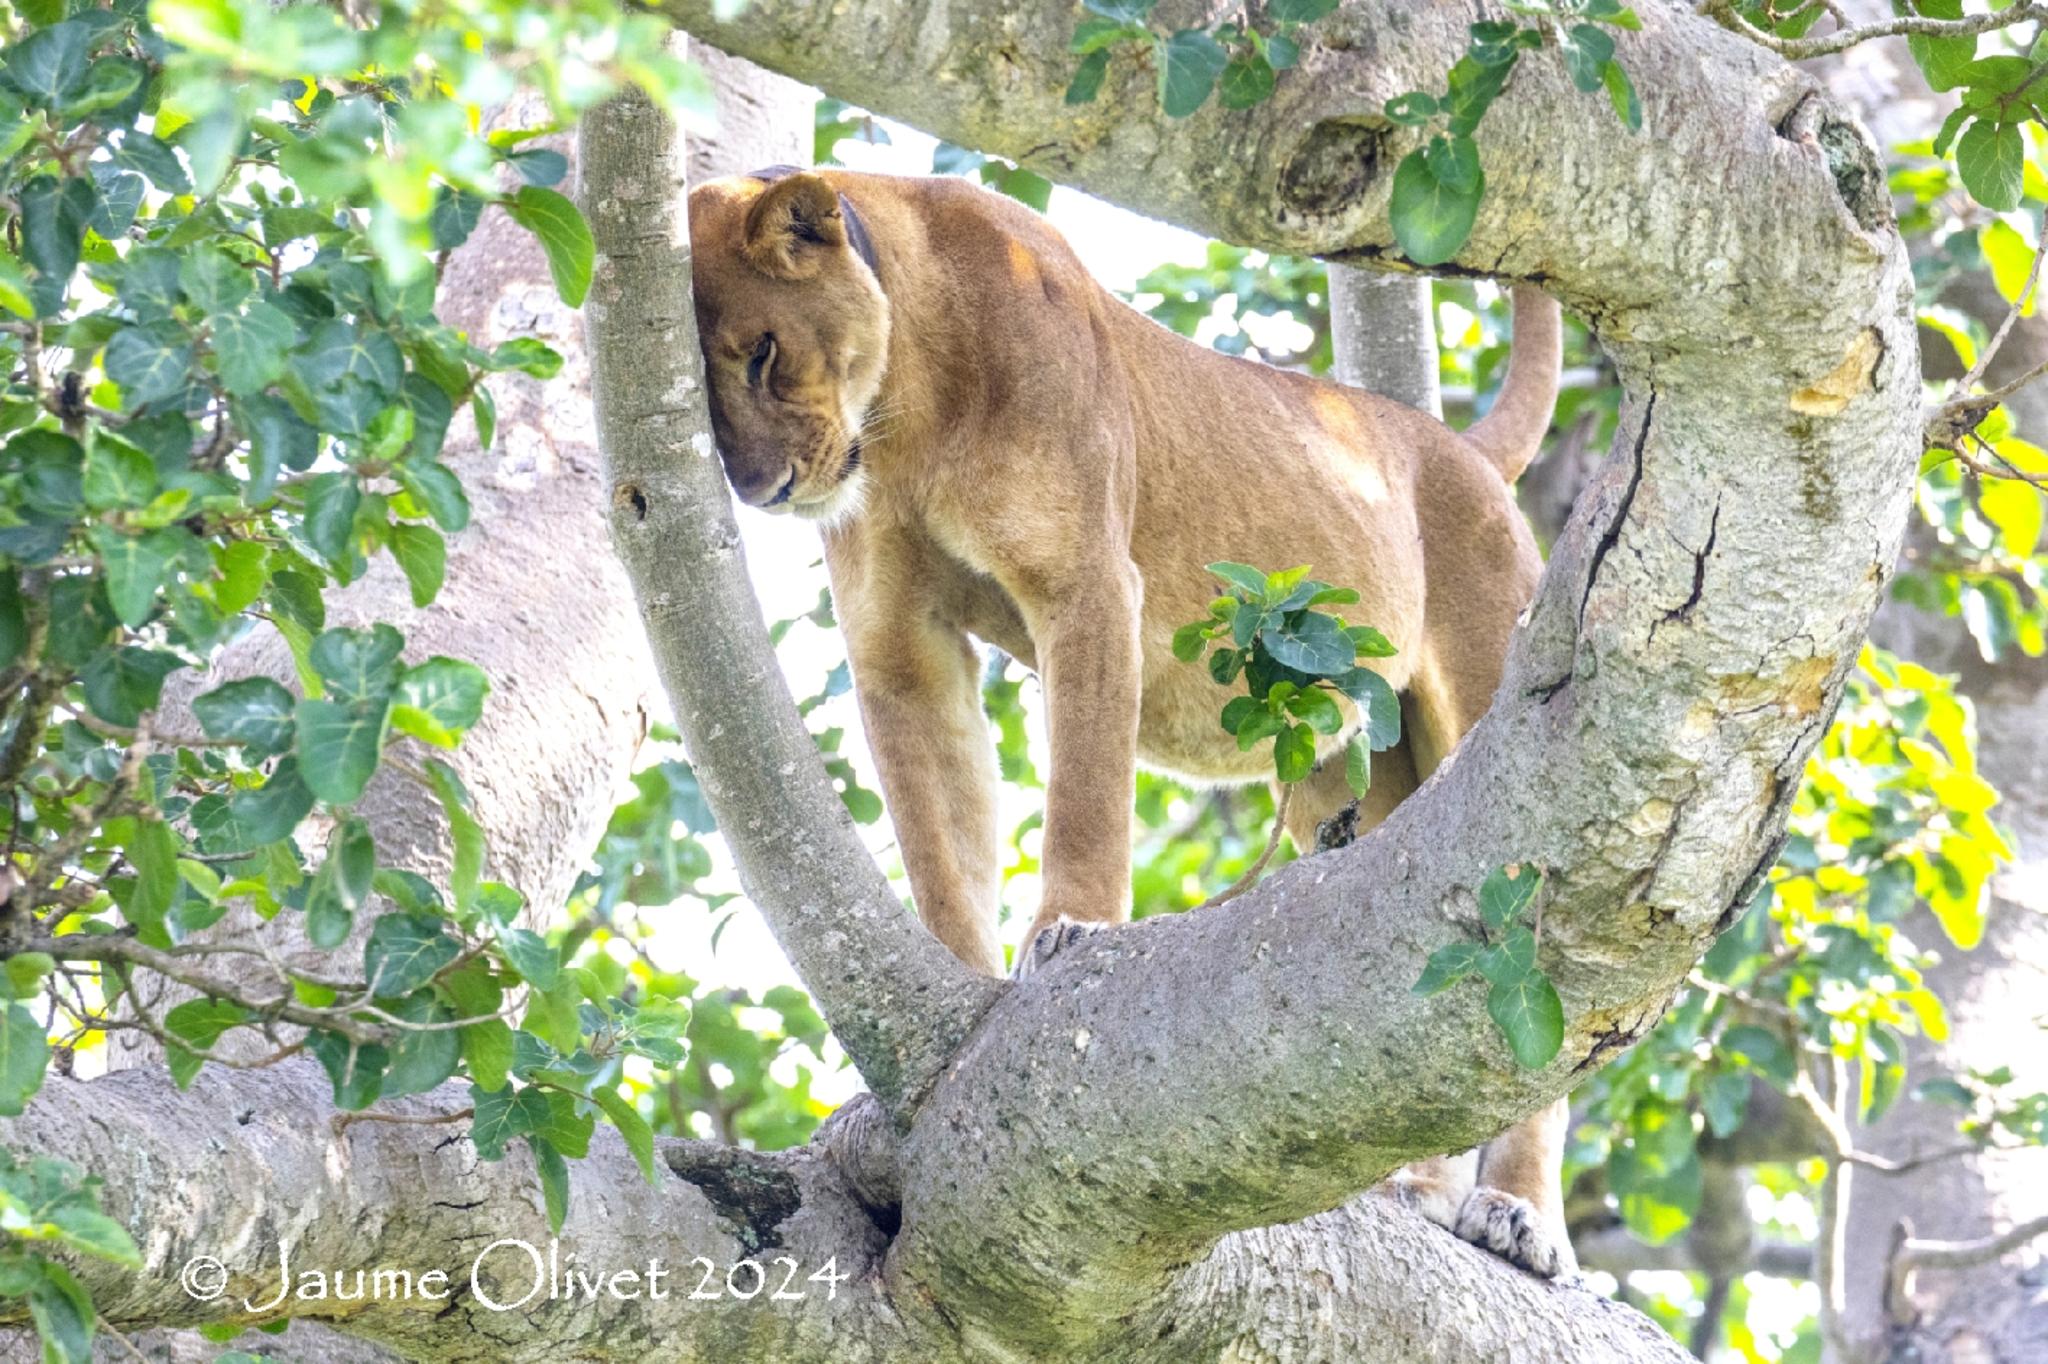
[686,167,1574,1278]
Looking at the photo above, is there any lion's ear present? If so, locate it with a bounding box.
[741,173,846,280]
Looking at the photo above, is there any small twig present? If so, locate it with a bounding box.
[1196,785,1293,911]
[332,1105,474,1135]
[95,1316,149,1364]
[1883,1211,2048,1329]
[1955,213,2048,397]
[1702,0,2048,60]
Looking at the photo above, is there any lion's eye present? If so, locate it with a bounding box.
[746,334,776,389]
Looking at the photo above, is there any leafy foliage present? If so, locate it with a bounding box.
[1173,561,1400,793]
[1413,864,1565,1069]
[1572,650,2014,1244]
[0,3,710,1356]
[1062,0,1339,120]
[1381,3,1641,266]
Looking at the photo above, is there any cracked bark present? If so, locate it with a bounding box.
[5,6,1931,1361]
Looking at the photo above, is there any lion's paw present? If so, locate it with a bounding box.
[1453,1187,1575,1280]
[1012,917,1103,980]
[1378,1167,1466,1233]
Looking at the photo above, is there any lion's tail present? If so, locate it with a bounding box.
[1462,285,1561,484]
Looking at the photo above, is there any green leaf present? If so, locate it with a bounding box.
[390,656,486,748]
[473,386,496,451]
[46,1200,142,1268]
[504,186,595,307]
[80,646,180,727]
[1269,0,1337,21]
[381,522,445,609]
[1560,23,1614,93]
[0,253,32,319]
[295,697,390,805]
[1390,139,1484,267]
[110,130,191,193]
[1208,647,1244,685]
[111,812,179,933]
[104,322,195,407]
[1066,48,1111,105]
[425,757,484,911]
[2,22,89,109]
[535,1089,595,1158]
[192,676,296,753]
[209,300,296,394]
[208,540,270,616]
[1156,29,1227,118]
[179,246,252,314]
[0,1000,51,1115]
[1264,610,1354,675]
[1331,666,1401,750]
[302,471,362,565]
[1286,684,1344,735]
[1234,703,1284,751]
[534,1136,570,1234]
[164,998,245,1088]
[1273,720,1317,783]
[1956,118,2025,212]
[1171,620,1211,663]
[82,437,156,509]
[1413,942,1480,996]
[364,912,460,997]
[1601,59,1641,132]
[593,1086,657,1183]
[1477,923,1537,984]
[310,623,404,705]
[1906,0,1976,92]
[396,459,471,532]
[381,995,460,1097]
[88,525,177,627]
[462,1019,515,1092]
[1486,968,1564,1069]
[2,951,53,999]
[496,928,561,992]
[1478,863,1540,933]
[25,1258,93,1364]
[192,757,316,853]
[1207,561,1268,597]
[1218,53,1275,110]
[469,1082,549,1160]
[1720,1023,1796,1087]
[1384,91,1438,126]
[307,1029,388,1110]
[1344,731,1371,798]
[299,318,404,394]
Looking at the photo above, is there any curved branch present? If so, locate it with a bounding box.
[576,70,1002,1115]
[1701,0,2048,61]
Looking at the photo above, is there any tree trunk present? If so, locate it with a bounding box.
[1328,269,1440,417]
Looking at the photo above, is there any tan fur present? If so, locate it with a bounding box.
[687,169,1575,1276]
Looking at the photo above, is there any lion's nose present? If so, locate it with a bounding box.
[735,465,796,507]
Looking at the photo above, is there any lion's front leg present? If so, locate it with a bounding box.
[1013,556,1143,969]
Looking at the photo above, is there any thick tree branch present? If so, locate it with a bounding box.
[576,69,1002,1116]
[0,1064,912,1363]
[651,2,1919,1355]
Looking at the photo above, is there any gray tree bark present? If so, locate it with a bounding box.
[2,6,1935,1361]
[1328,269,1440,417]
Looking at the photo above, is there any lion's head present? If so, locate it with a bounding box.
[686,172,889,523]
